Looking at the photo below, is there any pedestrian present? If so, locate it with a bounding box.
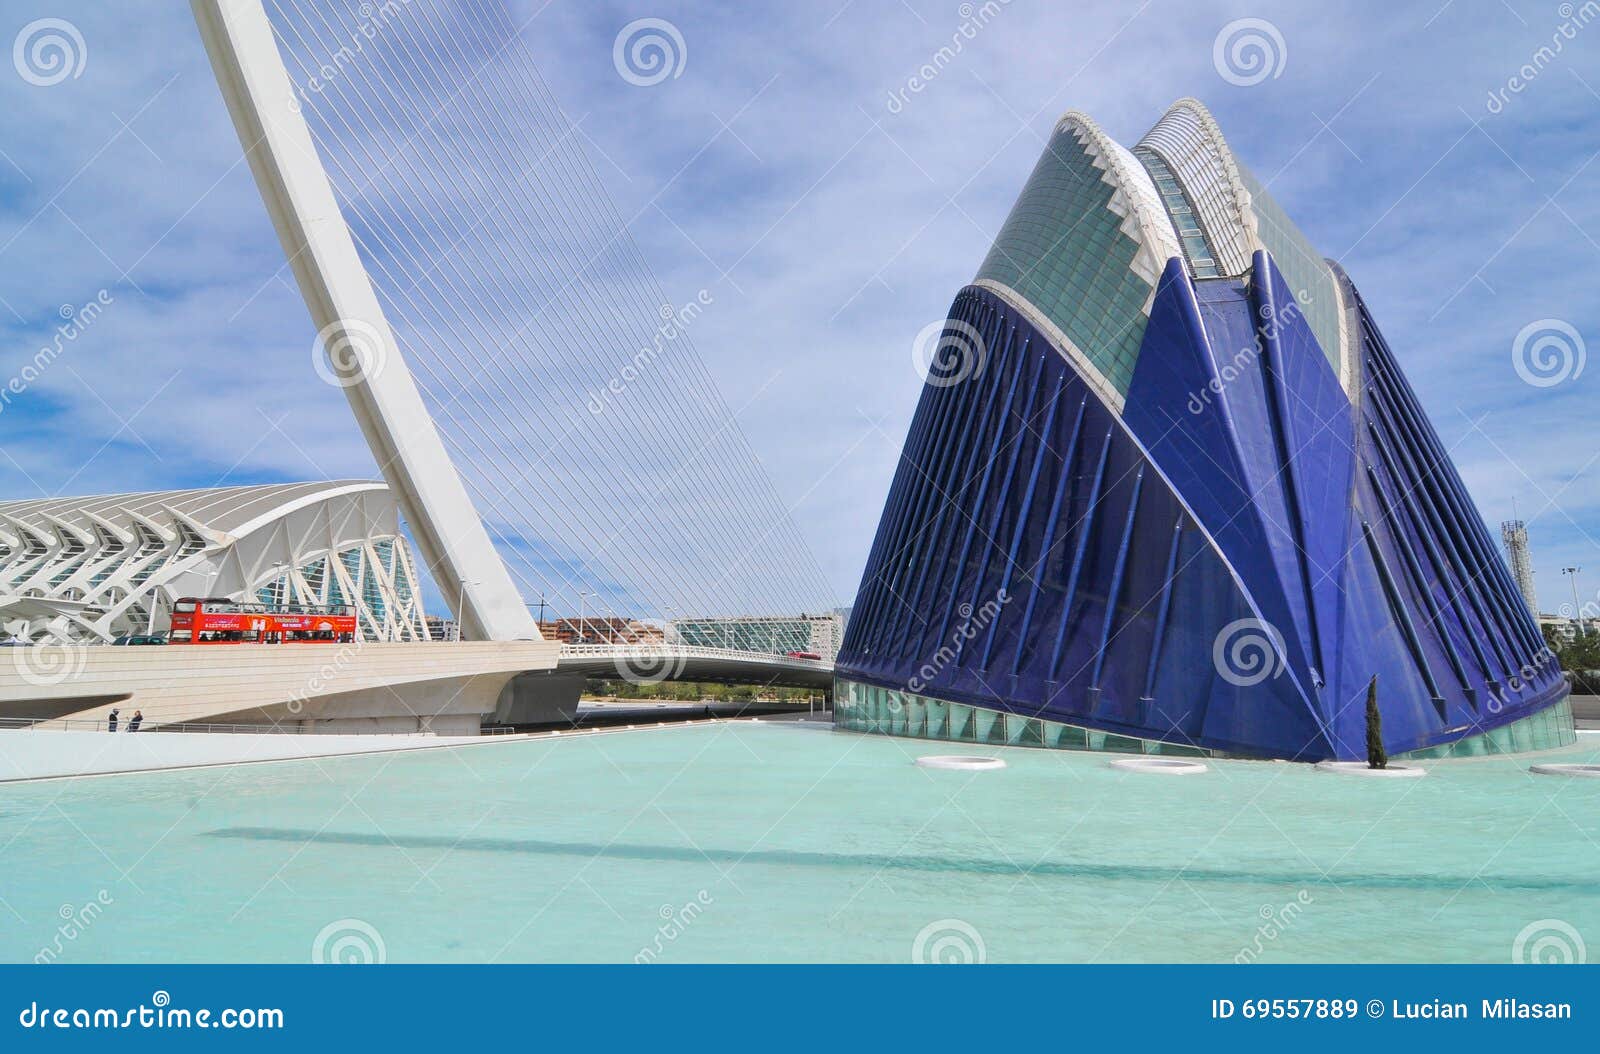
[107,707,120,733]
[127,710,143,733]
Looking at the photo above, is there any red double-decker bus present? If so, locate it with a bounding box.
[168,597,358,645]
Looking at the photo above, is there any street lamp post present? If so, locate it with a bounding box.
[455,578,478,642]
[1564,567,1585,638]
[601,598,621,644]
[579,590,594,644]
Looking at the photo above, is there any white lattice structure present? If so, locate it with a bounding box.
[0,480,429,645]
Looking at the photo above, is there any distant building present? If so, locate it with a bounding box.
[1538,613,1580,648]
[1501,519,1538,615]
[0,481,430,645]
[424,615,459,642]
[538,618,662,645]
[669,613,844,660]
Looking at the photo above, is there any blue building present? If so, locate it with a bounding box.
[835,99,1571,761]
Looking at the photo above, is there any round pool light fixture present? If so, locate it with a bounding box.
[1315,760,1425,778]
[915,755,1006,771]
[1107,758,1208,775]
[1529,763,1600,778]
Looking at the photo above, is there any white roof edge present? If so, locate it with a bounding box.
[225,481,391,540]
[0,480,390,537]
[1056,111,1183,285]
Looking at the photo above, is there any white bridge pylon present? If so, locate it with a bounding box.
[190,0,537,643]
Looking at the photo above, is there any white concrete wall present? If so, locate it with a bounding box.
[0,728,513,783]
[0,641,559,729]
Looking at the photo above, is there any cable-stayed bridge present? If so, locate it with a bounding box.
[0,0,838,735]
[195,0,837,665]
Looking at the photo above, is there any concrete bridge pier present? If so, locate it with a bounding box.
[493,670,586,727]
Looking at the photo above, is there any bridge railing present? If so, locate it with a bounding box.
[557,643,831,669]
[0,716,482,736]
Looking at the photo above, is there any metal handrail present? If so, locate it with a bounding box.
[558,643,831,667]
[0,716,441,737]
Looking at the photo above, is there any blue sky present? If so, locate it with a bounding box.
[1,0,1598,617]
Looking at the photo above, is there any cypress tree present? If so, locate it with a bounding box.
[1365,675,1387,769]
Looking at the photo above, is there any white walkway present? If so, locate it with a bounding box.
[0,728,515,783]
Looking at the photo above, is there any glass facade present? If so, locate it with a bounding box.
[669,614,843,659]
[1234,163,1343,375]
[838,678,1575,762]
[835,679,1212,757]
[1400,697,1577,759]
[250,540,426,643]
[974,124,1156,396]
[1135,147,1221,278]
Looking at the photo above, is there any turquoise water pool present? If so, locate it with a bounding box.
[3,722,1598,963]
